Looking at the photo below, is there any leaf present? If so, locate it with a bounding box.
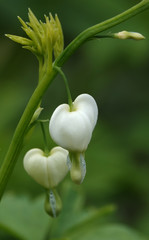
[49,183,115,238]
[0,193,51,240]
[66,223,148,240]
[51,238,70,240]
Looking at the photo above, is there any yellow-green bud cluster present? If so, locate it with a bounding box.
[6,9,64,66]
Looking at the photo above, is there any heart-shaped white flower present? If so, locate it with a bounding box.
[23,146,68,189]
[49,94,98,152]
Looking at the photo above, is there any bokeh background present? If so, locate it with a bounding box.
[0,0,149,239]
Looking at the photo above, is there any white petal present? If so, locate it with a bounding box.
[23,148,49,188]
[49,104,93,152]
[23,147,68,189]
[47,147,69,187]
[80,154,86,183]
[67,155,72,170]
[74,94,98,129]
[49,94,98,152]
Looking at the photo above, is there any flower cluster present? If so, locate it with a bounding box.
[23,93,98,217]
[16,7,98,218]
[24,93,98,186]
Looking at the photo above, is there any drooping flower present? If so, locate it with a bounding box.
[23,146,68,218]
[23,146,68,189]
[49,94,98,152]
[49,94,98,184]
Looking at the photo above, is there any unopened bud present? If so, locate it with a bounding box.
[114,31,145,40]
[44,189,62,218]
[30,107,43,124]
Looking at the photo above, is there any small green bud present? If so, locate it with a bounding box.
[44,189,62,218]
[30,107,43,124]
[24,107,43,139]
[114,31,145,40]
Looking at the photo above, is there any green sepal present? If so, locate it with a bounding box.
[69,152,86,185]
[5,34,32,46]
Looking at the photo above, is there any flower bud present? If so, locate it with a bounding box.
[114,31,145,40]
[30,107,43,124]
[49,94,98,152]
[23,146,68,189]
[44,189,62,218]
[6,9,64,71]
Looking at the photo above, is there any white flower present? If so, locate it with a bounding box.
[49,94,98,184]
[49,94,98,152]
[23,146,68,189]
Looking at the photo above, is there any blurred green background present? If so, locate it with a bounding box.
[0,0,149,239]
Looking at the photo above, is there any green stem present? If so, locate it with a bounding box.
[40,121,49,155]
[54,66,73,109]
[0,0,149,199]
[0,68,57,198]
[54,0,149,67]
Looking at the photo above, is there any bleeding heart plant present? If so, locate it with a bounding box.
[49,93,98,184]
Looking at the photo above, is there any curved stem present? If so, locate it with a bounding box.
[0,68,57,198]
[54,0,149,67]
[0,0,149,199]
[40,121,49,155]
[54,66,73,109]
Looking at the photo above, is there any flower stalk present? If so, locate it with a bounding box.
[40,121,49,155]
[54,66,73,109]
[0,0,149,199]
[54,0,149,67]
